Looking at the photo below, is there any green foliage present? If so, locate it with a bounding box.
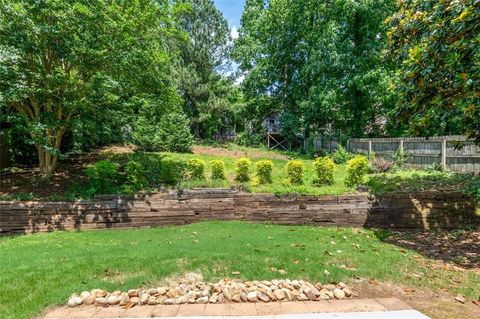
[330,145,354,164]
[235,157,252,182]
[187,158,206,180]
[387,0,480,143]
[157,157,187,186]
[313,157,335,186]
[133,112,194,153]
[255,160,273,184]
[345,155,369,187]
[0,0,183,174]
[286,160,305,185]
[393,148,408,169]
[176,0,243,139]
[123,161,146,193]
[84,160,120,194]
[235,0,397,140]
[210,160,226,180]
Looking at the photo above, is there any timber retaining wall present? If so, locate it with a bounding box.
[0,190,478,235]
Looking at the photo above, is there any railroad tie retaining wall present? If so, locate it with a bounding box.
[0,190,478,235]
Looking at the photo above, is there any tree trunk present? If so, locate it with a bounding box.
[35,128,65,176]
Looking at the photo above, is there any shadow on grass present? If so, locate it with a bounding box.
[372,228,480,269]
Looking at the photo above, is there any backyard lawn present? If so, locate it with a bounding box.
[1,221,479,319]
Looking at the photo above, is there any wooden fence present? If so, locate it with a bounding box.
[347,136,480,173]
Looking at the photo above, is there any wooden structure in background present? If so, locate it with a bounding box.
[262,112,287,150]
[348,136,480,173]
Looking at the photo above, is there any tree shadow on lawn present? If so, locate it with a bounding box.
[366,189,480,270]
[373,229,480,270]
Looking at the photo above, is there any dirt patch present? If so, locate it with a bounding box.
[192,145,289,160]
[385,230,480,270]
[0,153,97,199]
[353,279,480,319]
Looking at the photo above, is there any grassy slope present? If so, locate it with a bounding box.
[107,150,352,196]
[1,221,479,319]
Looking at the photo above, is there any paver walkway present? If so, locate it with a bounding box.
[43,298,430,318]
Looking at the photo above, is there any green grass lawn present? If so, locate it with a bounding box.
[1,221,479,319]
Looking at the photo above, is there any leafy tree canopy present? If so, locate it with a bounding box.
[387,0,480,144]
[0,0,182,174]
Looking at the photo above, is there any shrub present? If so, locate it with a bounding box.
[235,157,252,182]
[370,157,394,173]
[286,160,304,185]
[345,155,369,187]
[255,160,273,184]
[133,112,194,153]
[393,148,408,168]
[158,157,187,185]
[210,160,226,180]
[313,157,335,186]
[85,160,119,194]
[124,160,146,193]
[187,158,206,180]
[330,145,353,164]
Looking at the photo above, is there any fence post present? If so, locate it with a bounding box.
[399,139,404,153]
[441,139,447,170]
[368,140,372,159]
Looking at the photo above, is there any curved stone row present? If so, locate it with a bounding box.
[67,278,356,307]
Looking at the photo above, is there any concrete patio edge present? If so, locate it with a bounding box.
[42,298,425,318]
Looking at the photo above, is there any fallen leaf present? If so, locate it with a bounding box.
[122,301,135,309]
[278,269,287,275]
[270,267,278,272]
[455,295,466,304]
[324,270,330,276]
[293,259,299,264]
[231,271,241,275]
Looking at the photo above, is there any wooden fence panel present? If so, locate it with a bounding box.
[348,136,480,173]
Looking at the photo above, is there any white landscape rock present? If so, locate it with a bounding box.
[66,277,356,308]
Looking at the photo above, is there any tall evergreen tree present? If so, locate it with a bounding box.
[176,0,242,139]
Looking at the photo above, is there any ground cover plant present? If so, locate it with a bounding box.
[0,221,479,319]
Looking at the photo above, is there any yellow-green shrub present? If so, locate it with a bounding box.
[286,160,304,185]
[255,160,273,184]
[345,155,369,187]
[235,157,252,182]
[187,158,206,180]
[313,157,335,186]
[210,160,226,180]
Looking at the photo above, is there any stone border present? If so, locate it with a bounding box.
[1,190,478,235]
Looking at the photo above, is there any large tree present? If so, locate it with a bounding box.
[387,0,480,143]
[235,0,397,141]
[175,0,241,139]
[0,0,181,174]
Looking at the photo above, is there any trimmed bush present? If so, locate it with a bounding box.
[286,160,304,185]
[124,160,146,193]
[345,155,369,187]
[235,157,252,182]
[133,112,194,153]
[158,157,187,185]
[187,158,206,180]
[330,145,353,164]
[313,157,335,186]
[210,160,226,180]
[85,160,119,194]
[255,160,273,184]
